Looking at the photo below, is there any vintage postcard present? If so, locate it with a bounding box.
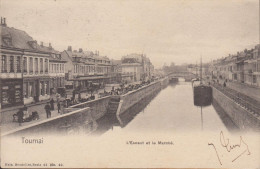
[0,0,259,168]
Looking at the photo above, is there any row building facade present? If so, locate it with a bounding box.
[210,44,260,87]
[121,53,154,83]
[61,46,112,91]
[0,18,66,108]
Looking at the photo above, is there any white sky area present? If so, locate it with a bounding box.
[1,0,259,68]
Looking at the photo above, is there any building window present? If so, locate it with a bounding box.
[23,82,33,98]
[253,75,256,83]
[23,82,28,98]
[10,56,14,72]
[57,64,59,73]
[40,81,44,95]
[1,86,10,105]
[60,77,62,87]
[29,82,33,97]
[45,59,48,73]
[61,77,64,86]
[257,61,260,72]
[17,56,21,72]
[44,82,48,95]
[1,55,7,72]
[57,78,60,87]
[1,81,23,108]
[23,57,27,73]
[49,64,52,73]
[34,58,38,73]
[40,58,43,73]
[29,57,33,73]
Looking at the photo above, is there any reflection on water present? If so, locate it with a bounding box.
[93,89,161,135]
[92,81,238,136]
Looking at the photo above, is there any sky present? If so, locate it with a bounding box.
[0,0,259,68]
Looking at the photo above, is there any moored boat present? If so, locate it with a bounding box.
[193,57,212,107]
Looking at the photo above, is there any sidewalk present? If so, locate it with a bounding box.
[1,100,63,133]
[211,79,260,102]
[1,88,109,133]
[226,81,260,102]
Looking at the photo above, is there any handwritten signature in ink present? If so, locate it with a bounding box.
[208,131,251,165]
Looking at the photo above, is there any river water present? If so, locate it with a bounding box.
[93,80,238,136]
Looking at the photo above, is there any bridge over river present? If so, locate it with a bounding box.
[168,71,197,82]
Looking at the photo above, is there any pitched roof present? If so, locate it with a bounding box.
[1,25,39,51]
[64,49,110,62]
[65,50,86,58]
[111,59,121,65]
[38,45,60,54]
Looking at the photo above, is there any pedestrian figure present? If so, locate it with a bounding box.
[17,108,24,126]
[23,106,29,120]
[44,102,51,118]
[60,100,66,114]
[78,93,81,101]
[72,89,76,99]
[50,98,55,110]
[223,81,226,87]
[57,101,61,113]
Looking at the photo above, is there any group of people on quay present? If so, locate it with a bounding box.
[67,79,155,106]
[13,79,156,126]
[13,93,64,126]
[13,105,40,126]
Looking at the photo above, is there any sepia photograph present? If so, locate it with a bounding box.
[0,0,260,168]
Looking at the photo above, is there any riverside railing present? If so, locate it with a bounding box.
[212,83,260,116]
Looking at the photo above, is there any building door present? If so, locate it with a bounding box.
[35,80,39,102]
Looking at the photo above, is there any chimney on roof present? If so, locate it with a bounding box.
[68,46,72,51]
[79,48,83,53]
[49,43,52,49]
[97,51,99,56]
[41,42,43,47]
[3,18,6,26]
[1,17,7,26]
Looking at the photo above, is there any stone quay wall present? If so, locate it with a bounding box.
[116,78,168,116]
[2,78,169,137]
[69,96,111,120]
[212,87,260,132]
[2,107,92,137]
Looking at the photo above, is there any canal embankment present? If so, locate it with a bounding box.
[1,78,169,137]
[68,95,111,120]
[212,84,260,132]
[1,107,94,137]
[115,78,168,116]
